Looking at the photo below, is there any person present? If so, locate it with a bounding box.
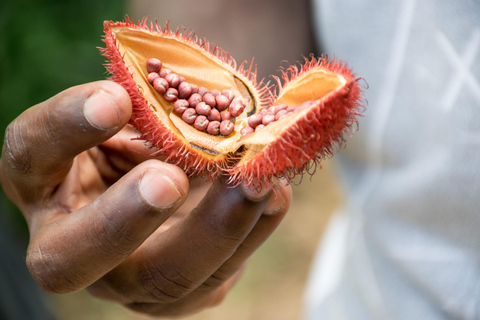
[2,1,479,320]
[130,1,480,318]
[303,0,480,319]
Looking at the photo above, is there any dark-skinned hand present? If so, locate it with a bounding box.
[0,81,292,317]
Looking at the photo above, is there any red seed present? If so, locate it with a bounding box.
[190,84,199,94]
[221,111,231,121]
[173,99,189,114]
[159,68,172,78]
[188,93,203,108]
[165,73,181,88]
[179,76,186,83]
[221,89,235,102]
[255,124,265,131]
[198,87,209,97]
[163,88,178,102]
[215,95,230,111]
[220,120,234,136]
[275,110,288,121]
[203,93,216,108]
[231,97,246,107]
[147,58,162,73]
[207,121,221,135]
[153,77,169,94]
[182,108,197,124]
[196,102,211,116]
[147,72,160,84]
[194,116,209,131]
[229,102,245,117]
[287,107,296,113]
[247,114,263,128]
[262,114,275,125]
[260,108,268,116]
[272,104,288,115]
[210,89,220,97]
[301,101,314,109]
[241,126,254,136]
[178,82,193,99]
[208,109,221,122]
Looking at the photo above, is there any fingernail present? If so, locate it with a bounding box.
[140,169,182,208]
[83,89,120,130]
[241,180,273,202]
[263,185,286,215]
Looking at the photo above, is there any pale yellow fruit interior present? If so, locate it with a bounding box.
[111,26,258,158]
[275,70,346,107]
[236,70,346,166]
[111,26,346,162]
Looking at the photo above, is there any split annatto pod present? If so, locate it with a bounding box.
[102,18,365,188]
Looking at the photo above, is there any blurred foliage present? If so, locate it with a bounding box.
[0,0,127,230]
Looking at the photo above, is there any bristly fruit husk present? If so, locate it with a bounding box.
[101,17,365,187]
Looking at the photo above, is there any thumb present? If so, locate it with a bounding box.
[26,160,189,294]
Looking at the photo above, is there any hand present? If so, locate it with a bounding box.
[0,81,292,317]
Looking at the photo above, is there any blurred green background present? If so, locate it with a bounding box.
[0,0,127,228]
[0,0,341,319]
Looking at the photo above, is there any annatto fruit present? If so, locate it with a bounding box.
[101,18,365,187]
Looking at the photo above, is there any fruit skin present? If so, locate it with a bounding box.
[101,18,265,178]
[102,18,364,186]
[228,56,364,187]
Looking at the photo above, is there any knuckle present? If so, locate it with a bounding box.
[93,207,136,257]
[201,268,236,290]
[205,218,247,252]
[139,261,195,304]
[2,120,33,175]
[201,273,227,290]
[202,266,244,297]
[26,244,77,294]
[41,108,65,148]
[2,109,62,175]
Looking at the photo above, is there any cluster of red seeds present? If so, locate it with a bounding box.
[146,58,246,136]
[146,58,316,139]
[241,101,314,136]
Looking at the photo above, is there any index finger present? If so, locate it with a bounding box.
[0,81,131,187]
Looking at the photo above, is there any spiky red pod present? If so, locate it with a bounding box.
[228,57,363,187]
[101,18,364,186]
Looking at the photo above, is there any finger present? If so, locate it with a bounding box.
[200,180,291,289]
[125,266,246,317]
[100,124,167,162]
[95,175,273,303]
[1,81,131,185]
[94,126,167,183]
[26,160,189,294]
[127,182,291,316]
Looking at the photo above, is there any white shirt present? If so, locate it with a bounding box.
[304,1,480,319]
